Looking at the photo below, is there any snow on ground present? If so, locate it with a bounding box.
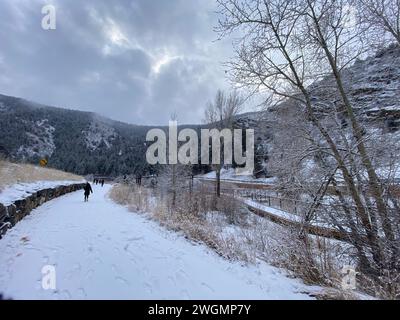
[245,199,303,223]
[244,199,333,229]
[0,180,85,206]
[0,185,315,300]
[197,168,277,184]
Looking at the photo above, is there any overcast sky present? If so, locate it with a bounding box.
[0,0,237,125]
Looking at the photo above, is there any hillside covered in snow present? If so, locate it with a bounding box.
[0,94,156,176]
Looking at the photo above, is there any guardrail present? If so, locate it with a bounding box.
[192,178,350,241]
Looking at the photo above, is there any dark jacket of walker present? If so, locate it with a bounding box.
[84,183,93,195]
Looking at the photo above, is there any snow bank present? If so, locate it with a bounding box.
[0,180,86,206]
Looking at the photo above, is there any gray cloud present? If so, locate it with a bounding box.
[0,0,234,125]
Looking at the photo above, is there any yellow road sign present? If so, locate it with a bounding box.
[39,159,48,167]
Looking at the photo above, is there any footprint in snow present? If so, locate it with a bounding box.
[180,289,191,300]
[127,237,144,242]
[20,236,30,244]
[144,282,153,294]
[94,257,103,264]
[85,269,94,280]
[77,288,87,299]
[61,290,72,300]
[115,276,130,286]
[150,277,160,290]
[201,282,215,293]
[111,264,120,274]
[168,275,176,287]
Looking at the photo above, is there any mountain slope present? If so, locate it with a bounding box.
[0,94,153,176]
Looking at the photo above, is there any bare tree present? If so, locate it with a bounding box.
[204,90,244,197]
[303,1,399,290]
[158,163,192,209]
[217,0,399,296]
[158,113,193,208]
[357,0,400,45]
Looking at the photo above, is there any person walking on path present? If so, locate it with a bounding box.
[84,182,93,202]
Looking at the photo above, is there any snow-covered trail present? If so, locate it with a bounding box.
[0,185,313,300]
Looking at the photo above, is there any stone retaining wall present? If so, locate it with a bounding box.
[0,183,86,239]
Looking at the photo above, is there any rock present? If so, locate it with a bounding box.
[0,203,6,221]
[5,204,17,226]
[45,189,55,201]
[36,190,47,206]
[0,222,10,239]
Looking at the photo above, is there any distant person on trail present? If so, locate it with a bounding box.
[101,179,104,187]
[84,182,93,202]
[136,175,142,186]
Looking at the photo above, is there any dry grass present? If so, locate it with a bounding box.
[0,159,83,191]
[108,183,152,213]
[152,201,221,251]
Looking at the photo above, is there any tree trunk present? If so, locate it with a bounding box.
[308,0,395,244]
[216,166,221,198]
